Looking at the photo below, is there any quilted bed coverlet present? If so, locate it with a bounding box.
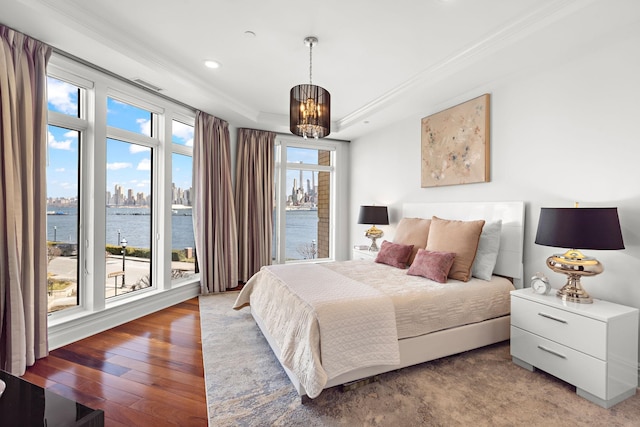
[233,263,400,398]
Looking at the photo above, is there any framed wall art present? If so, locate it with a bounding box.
[421,94,490,188]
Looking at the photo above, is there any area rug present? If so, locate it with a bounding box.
[199,292,640,426]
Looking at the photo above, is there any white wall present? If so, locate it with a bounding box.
[349,15,640,368]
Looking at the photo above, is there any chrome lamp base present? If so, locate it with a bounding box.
[365,225,384,252]
[556,274,593,304]
[547,249,602,304]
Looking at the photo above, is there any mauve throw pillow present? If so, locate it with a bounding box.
[407,249,456,283]
[374,240,414,269]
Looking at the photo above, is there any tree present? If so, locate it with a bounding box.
[296,240,317,259]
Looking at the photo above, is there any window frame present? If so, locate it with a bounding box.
[170,114,196,285]
[46,54,199,338]
[273,136,337,264]
[104,91,161,301]
[46,68,89,320]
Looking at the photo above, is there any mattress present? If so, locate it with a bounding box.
[323,260,514,339]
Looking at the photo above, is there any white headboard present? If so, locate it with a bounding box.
[402,201,525,288]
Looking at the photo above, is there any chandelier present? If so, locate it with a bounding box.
[290,36,331,139]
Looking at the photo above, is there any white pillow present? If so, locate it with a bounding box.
[471,220,502,281]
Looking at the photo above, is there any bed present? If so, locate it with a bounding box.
[233,201,525,400]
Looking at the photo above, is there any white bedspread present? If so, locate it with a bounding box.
[233,263,399,398]
[323,261,514,339]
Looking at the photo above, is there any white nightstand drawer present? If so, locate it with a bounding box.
[511,326,607,398]
[511,296,606,359]
[352,248,377,261]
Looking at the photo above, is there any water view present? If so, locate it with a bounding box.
[285,209,319,260]
[47,206,195,249]
[48,207,319,260]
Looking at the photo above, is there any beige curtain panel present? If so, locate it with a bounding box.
[0,26,52,375]
[192,111,238,293]
[235,129,275,282]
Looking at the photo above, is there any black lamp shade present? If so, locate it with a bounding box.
[358,206,389,226]
[290,84,331,138]
[535,207,624,250]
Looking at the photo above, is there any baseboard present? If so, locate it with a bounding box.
[48,282,201,350]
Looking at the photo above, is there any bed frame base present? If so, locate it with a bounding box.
[341,375,380,393]
[251,307,511,401]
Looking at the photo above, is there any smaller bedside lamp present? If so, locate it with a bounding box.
[358,205,389,251]
[534,205,624,304]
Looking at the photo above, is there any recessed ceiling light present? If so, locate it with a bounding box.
[244,30,256,38]
[204,60,221,69]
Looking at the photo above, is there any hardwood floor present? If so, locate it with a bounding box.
[22,298,207,427]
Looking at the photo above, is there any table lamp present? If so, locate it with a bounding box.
[358,205,389,251]
[534,205,624,303]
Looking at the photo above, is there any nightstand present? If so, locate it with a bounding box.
[510,288,639,408]
[352,248,377,261]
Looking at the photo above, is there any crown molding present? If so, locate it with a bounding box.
[16,0,600,134]
[337,0,597,132]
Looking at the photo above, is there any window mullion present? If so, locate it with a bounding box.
[277,146,287,264]
[48,111,87,131]
[88,80,108,312]
[106,126,157,147]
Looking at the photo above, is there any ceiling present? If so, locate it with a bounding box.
[1,0,636,140]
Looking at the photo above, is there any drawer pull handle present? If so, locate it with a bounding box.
[538,345,567,359]
[538,312,568,324]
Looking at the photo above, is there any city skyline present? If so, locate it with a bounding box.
[47,181,192,208]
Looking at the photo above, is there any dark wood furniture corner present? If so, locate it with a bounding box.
[0,370,104,427]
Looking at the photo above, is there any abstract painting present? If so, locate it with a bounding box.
[421,94,490,187]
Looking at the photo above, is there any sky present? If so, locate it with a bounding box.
[46,77,193,200]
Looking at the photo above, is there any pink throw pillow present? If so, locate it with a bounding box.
[374,240,414,269]
[407,249,456,283]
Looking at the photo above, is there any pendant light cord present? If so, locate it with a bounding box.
[308,41,313,85]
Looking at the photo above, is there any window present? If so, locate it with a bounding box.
[107,97,152,136]
[105,97,156,298]
[171,120,196,282]
[172,120,194,146]
[47,76,80,117]
[105,138,152,298]
[46,125,80,313]
[45,55,198,336]
[46,76,83,314]
[274,139,335,263]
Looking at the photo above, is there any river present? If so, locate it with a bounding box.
[47,207,318,260]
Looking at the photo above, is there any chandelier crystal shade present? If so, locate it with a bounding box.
[290,37,331,139]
